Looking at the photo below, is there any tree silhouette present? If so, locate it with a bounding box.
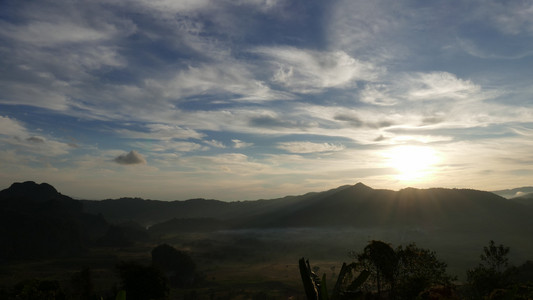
[351,240,454,299]
[466,240,511,299]
[353,240,397,297]
[395,243,455,299]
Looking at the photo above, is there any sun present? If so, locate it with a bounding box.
[385,146,439,182]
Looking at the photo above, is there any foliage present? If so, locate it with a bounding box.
[355,240,398,296]
[11,279,65,300]
[480,240,510,273]
[151,243,197,287]
[116,261,168,300]
[299,257,370,300]
[466,240,510,299]
[395,243,456,299]
[349,240,455,299]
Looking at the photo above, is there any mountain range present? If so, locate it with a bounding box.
[80,183,533,232]
[2,181,533,261]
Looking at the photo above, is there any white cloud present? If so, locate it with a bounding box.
[0,21,112,46]
[277,142,345,154]
[232,139,253,149]
[405,72,480,101]
[204,139,226,148]
[150,63,293,103]
[0,116,28,137]
[0,80,71,111]
[0,116,73,156]
[255,47,381,93]
[359,84,398,106]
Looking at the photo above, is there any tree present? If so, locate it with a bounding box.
[116,261,168,300]
[480,240,509,273]
[350,240,455,299]
[395,243,455,299]
[466,240,511,299]
[353,240,398,297]
[151,244,196,287]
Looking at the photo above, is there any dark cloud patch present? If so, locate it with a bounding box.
[335,114,393,129]
[114,150,146,165]
[374,121,394,128]
[27,136,45,143]
[421,116,444,125]
[374,135,387,142]
[249,116,312,129]
[334,114,364,127]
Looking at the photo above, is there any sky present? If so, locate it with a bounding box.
[1,0,533,201]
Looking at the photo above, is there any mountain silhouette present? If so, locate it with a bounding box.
[0,181,109,260]
[4,181,533,259]
[80,182,533,236]
[235,184,533,233]
[0,181,65,200]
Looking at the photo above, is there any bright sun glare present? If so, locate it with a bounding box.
[385,146,439,182]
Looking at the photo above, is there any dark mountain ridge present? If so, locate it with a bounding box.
[81,185,352,227]
[4,181,533,242]
[239,183,533,231]
[78,182,533,237]
[0,181,109,260]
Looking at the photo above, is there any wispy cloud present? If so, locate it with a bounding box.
[232,139,253,149]
[0,116,74,156]
[277,142,345,154]
[404,72,481,101]
[204,140,226,148]
[0,116,28,137]
[255,47,381,93]
[116,124,204,140]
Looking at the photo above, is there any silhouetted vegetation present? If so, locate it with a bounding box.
[4,279,66,300]
[302,240,456,299]
[299,257,369,300]
[464,240,533,299]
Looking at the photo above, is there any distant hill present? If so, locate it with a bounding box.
[510,192,533,207]
[80,183,533,236]
[81,185,350,226]
[492,186,533,199]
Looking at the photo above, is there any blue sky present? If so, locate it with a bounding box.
[1,0,532,200]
